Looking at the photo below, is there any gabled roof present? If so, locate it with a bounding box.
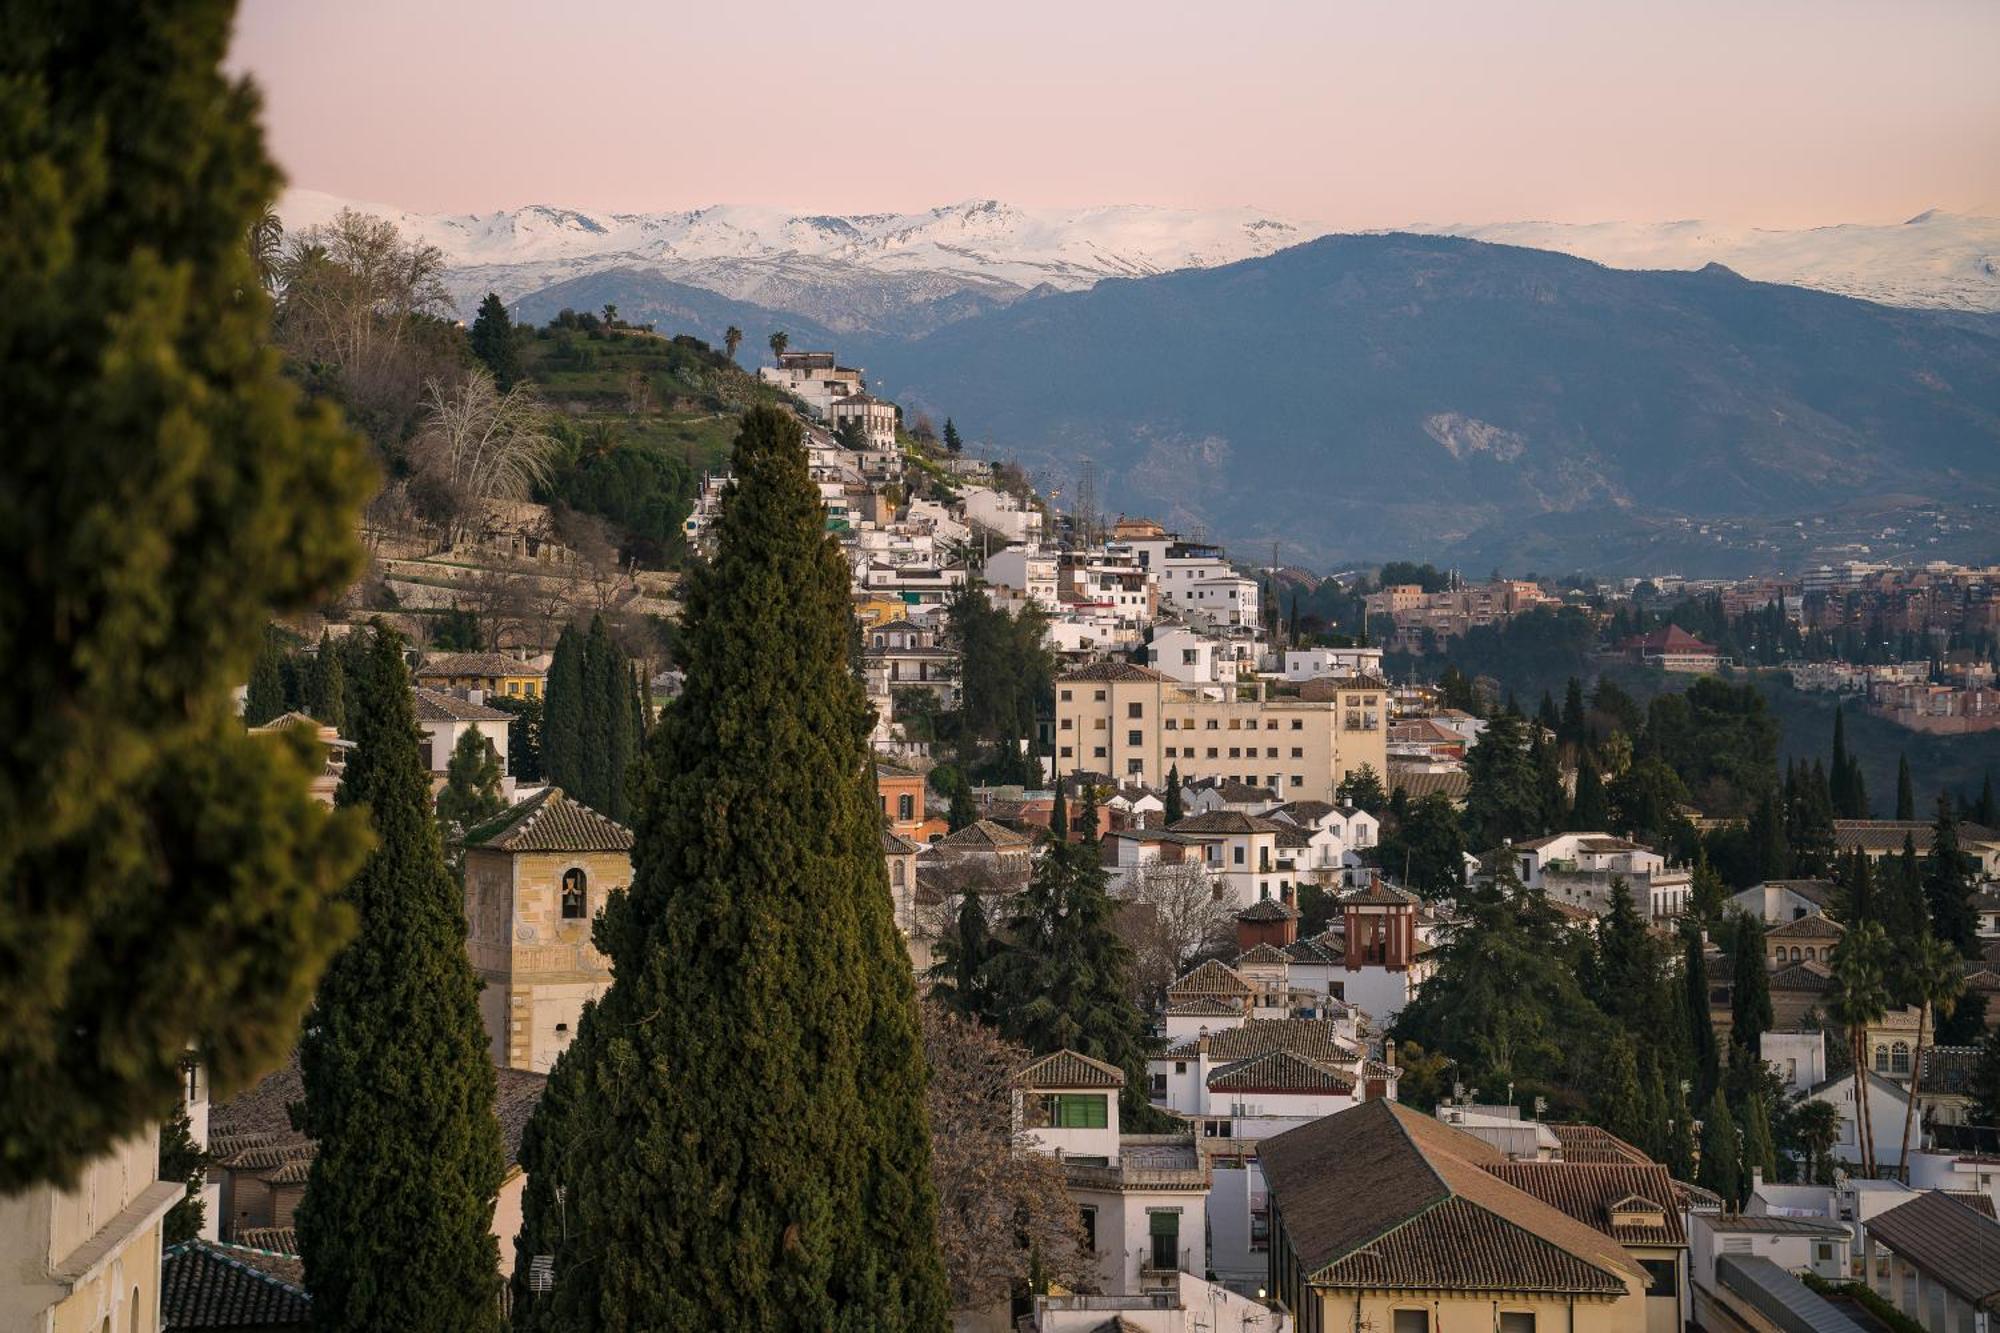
[162,1241,311,1328]
[1285,932,1346,966]
[1060,661,1167,683]
[1259,1100,1642,1295]
[1208,1049,1354,1095]
[461,787,634,853]
[1917,1045,1982,1097]
[411,685,512,722]
[1159,1018,1354,1066]
[1483,1161,1688,1246]
[1769,915,1846,941]
[1341,877,1420,907]
[1388,767,1470,802]
[1166,958,1254,999]
[1856,1184,2000,1296]
[1237,898,1300,922]
[1547,1123,1653,1166]
[936,818,1032,849]
[416,652,545,678]
[881,828,921,855]
[1165,997,1244,1018]
[1268,799,1338,827]
[1770,960,1836,993]
[1235,943,1292,967]
[1169,811,1286,835]
[1018,1049,1126,1090]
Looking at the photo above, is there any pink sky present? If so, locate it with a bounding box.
[229,0,2000,226]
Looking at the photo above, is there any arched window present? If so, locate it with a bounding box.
[1875,1045,1890,1072]
[561,868,588,920]
[1892,1042,1911,1074]
[1792,946,1803,962]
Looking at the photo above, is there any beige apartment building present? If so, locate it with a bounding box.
[1054,662,1387,804]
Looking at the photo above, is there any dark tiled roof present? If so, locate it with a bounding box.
[1484,1162,1688,1246]
[1770,960,1836,993]
[1165,959,1254,999]
[461,787,634,853]
[1768,915,1846,941]
[1238,898,1300,922]
[1159,1018,1354,1065]
[1864,1184,2000,1296]
[1835,820,2000,855]
[1709,1214,1851,1236]
[1268,799,1338,826]
[1285,932,1346,966]
[881,828,921,855]
[417,652,545,678]
[1548,1123,1654,1166]
[234,1227,297,1254]
[1916,1045,1985,1098]
[1275,826,1313,849]
[936,818,1033,849]
[162,1241,311,1328]
[1207,1049,1354,1095]
[410,685,512,722]
[1341,877,1420,907]
[1388,767,1470,802]
[1169,811,1286,835]
[496,1067,549,1169]
[1165,998,1244,1018]
[1060,661,1167,682]
[1259,1100,1641,1294]
[1235,943,1292,966]
[1018,1049,1126,1090]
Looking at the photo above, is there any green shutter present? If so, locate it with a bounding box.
[1149,1210,1180,1237]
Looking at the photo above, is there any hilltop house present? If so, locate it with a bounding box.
[1503,832,1692,920]
[413,685,513,798]
[415,650,547,700]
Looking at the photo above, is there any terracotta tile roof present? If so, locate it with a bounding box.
[496,1067,549,1170]
[1060,661,1168,682]
[1768,915,1846,941]
[1164,998,1244,1018]
[1917,1045,1983,1097]
[1207,1049,1354,1095]
[881,828,922,855]
[936,818,1033,849]
[1547,1123,1654,1166]
[1483,1162,1687,1246]
[1259,1100,1642,1295]
[1389,767,1470,802]
[1268,800,1337,827]
[1770,960,1836,994]
[410,685,513,722]
[1285,933,1346,966]
[162,1241,311,1328]
[1835,819,2000,855]
[417,652,545,679]
[1169,811,1287,835]
[1237,898,1300,922]
[460,787,634,853]
[1856,1184,2000,1304]
[1340,877,1421,907]
[1159,1018,1355,1065]
[1165,958,1254,999]
[1235,943,1292,967]
[234,1227,297,1254]
[1018,1049,1127,1090]
[1274,826,1313,849]
[1675,1179,1725,1212]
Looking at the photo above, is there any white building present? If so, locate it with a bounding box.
[1729,880,1836,924]
[412,686,514,800]
[757,350,865,415]
[960,486,1043,545]
[984,545,1060,609]
[1147,626,1232,685]
[1801,1070,1920,1170]
[1016,1050,1210,1298]
[1280,646,1386,682]
[1505,832,1692,919]
[1184,575,1260,630]
[1761,1030,1829,1096]
[1027,1272,1289,1333]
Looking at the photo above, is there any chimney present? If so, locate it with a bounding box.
[467,688,485,706]
[1197,1028,1211,1059]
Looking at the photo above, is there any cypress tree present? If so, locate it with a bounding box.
[511,407,947,1329]
[927,890,999,1025]
[1560,677,1588,748]
[1976,772,1996,827]
[468,292,519,389]
[246,631,287,725]
[297,628,504,1331]
[1164,764,1184,825]
[542,624,585,797]
[1924,796,1977,956]
[436,728,507,841]
[947,782,977,833]
[1730,915,1774,1057]
[1,0,373,1188]
[158,1100,211,1246]
[1667,1076,1696,1181]
[308,630,346,731]
[942,417,962,453]
[1896,754,1916,822]
[1570,751,1610,831]
[1683,928,1720,1102]
[585,615,637,821]
[1593,1036,1645,1147]
[1699,1088,1741,1205]
[1639,1050,1670,1162]
[1739,1092,1777,1199]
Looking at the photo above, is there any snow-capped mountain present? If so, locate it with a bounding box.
[276,189,1320,332]
[277,189,2000,332]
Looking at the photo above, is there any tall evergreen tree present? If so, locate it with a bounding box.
[581,614,638,822]
[1976,772,1996,827]
[1560,677,1589,748]
[1463,708,1541,848]
[158,1099,210,1246]
[1683,927,1720,1102]
[1667,1076,1696,1181]
[296,628,503,1331]
[541,624,585,799]
[1690,846,1727,922]
[436,728,507,841]
[1638,1050,1671,1162]
[1164,764,1184,825]
[947,781,977,833]
[1730,914,1774,1058]
[511,407,947,1329]
[1570,751,1610,831]
[942,417,963,454]
[468,292,519,388]
[1699,1088,1741,1205]
[1924,795,1978,955]
[1896,754,1916,821]
[927,890,999,1025]
[1,0,374,1188]
[1739,1092,1777,1199]
[1747,789,1791,882]
[306,630,346,730]
[245,631,287,725]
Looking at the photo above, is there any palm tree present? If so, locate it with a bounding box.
[768,329,789,361]
[1828,921,1891,1177]
[601,303,619,327]
[1792,1100,1840,1184]
[724,325,743,362]
[248,206,284,292]
[1897,932,1966,1178]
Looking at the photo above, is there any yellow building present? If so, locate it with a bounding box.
[416,650,548,700]
[0,1129,180,1332]
[1054,662,1387,804]
[1262,1100,1655,1333]
[461,788,633,1073]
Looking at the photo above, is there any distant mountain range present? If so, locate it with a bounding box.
[869,235,2000,572]
[280,190,2000,332]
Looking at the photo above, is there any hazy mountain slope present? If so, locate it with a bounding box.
[870,234,2000,568]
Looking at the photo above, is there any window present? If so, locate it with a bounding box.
[560,868,588,919]
[1175,1061,1187,1074]
[1291,747,1304,759]
[1060,718,1073,730]
[1060,689,1072,702]
[1164,719,1178,731]
[1229,747,1241,759]
[1291,719,1304,730]
[1499,1315,1536,1333]
[1265,747,1277,758]
[1080,1206,1098,1253]
[1149,1211,1180,1271]
[1041,1093,1108,1128]
[1206,720,1219,730]
[1150,1072,1167,1096]
[1094,689,1106,701]
[891,860,905,887]
[1233,847,1245,865]
[1875,1045,1890,1072]
[1128,759,1144,776]
[1128,702,1144,718]
[1182,649,1198,665]
[1393,1311,1430,1333]
[1128,730,1143,746]
[1891,1041,1910,1073]
[1060,745,1073,759]
[1640,1259,1677,1298]
[1206,748,1218,759]
[1266,720,1278,730]
[1093,747,1106,759]
[897,794,914,821]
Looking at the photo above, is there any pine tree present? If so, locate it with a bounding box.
[1699,1088,1741,1205]
[1,0,374,1188]
[1463,708,1541,847]
[158,1099,210,1246]
[1896,754,1916,821]
[468,292,519,388]
[1924,795,1977,956]
[436,727,507,840]
[541,624,585,798]
[296,628,504,1331]
[942,417,963,454]
[511,407,947,1329]
[1164,764,1184,825]
[245,631,287,725]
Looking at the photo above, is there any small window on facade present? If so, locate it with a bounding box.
[1128,730,1143,746]
[1128,702,1144,718]
[1499,1314,1536,1333]
[1640,1259,1677,1297]
[897,794,914,821]
[561,868,588,919]
[1393,1311,1430,1333]
[1080,1205,1098,1253]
